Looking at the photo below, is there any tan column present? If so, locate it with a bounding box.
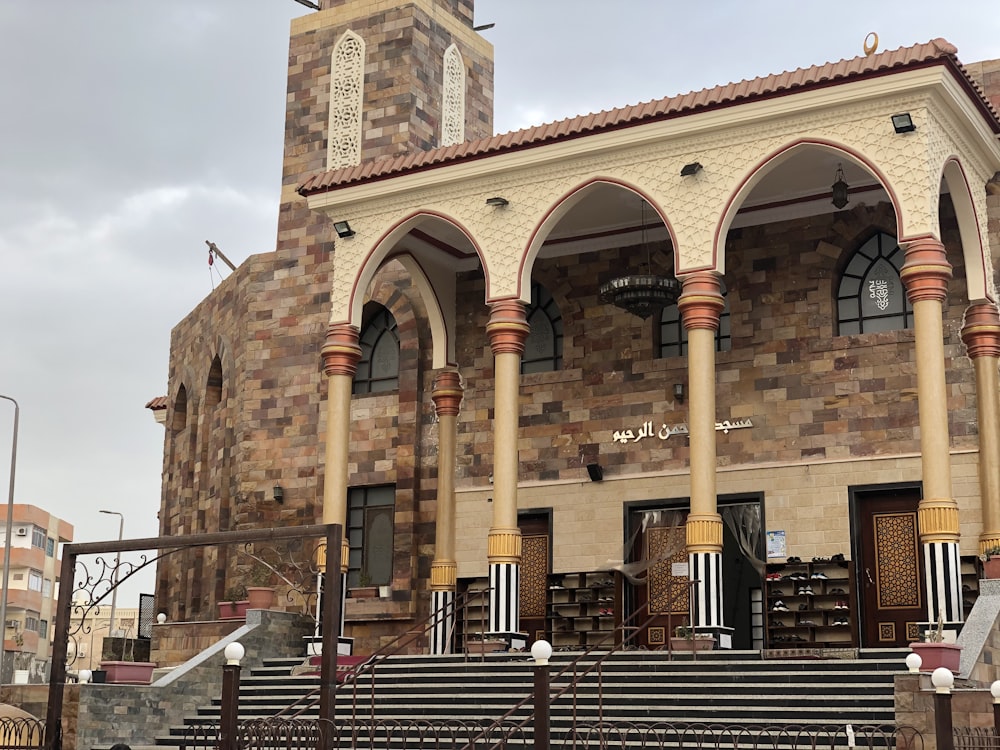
[677,271,726,634]
[485,300,528,561]
[677,272,725,553]
[485,300,529,634]
[901,237,961,622]
[320,323,362,573]
[960,303,1000,552]
[430,370,463,592]
[900,238,957,542]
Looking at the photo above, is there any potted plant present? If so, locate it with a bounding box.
[670,623,715,651]
[99,623,157,684]
[245,563,277,610]
[908,610,962,673]
[465,632,508,654]
[348,572,379,599]
[218,584,250,620]
[982,547,1000,579]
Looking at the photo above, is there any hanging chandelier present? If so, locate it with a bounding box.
[598,200,680,319]
[831,163,850,209]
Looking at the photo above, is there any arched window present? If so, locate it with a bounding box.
[354,306,399,394]
[522,283,563,374]
[658,281,731,358]
[206,355,222,409]
[171,384,188,433]
[441,44,465,147]
[327,30,365,170]
[837,233,912,334]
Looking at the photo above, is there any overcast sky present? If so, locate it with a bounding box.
[0,1,997,605]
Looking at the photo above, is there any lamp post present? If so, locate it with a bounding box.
[98,510,124,640]
[531,639,552,750]
[0,395,19,682]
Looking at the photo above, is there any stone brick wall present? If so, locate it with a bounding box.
[75,611,311,750]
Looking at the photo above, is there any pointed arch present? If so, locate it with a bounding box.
[336,210,486,368]
[522,177,680,302]
[941,157,993,302]
[441,44,465,147]
[171,383,188,433]
[714,140,904,275]
[327,30,365,170]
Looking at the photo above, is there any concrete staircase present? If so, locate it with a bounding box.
[155,649,908,747]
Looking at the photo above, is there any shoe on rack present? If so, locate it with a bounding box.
[797,603,808,611]
[770,589,785,596]
[787,556,801,564]
[831,553,845,562]
[810,572,828,580]
[772,601,789,612]
[812,557,830,563]
[796,586,814,595]
[799,620,817,627]
[830,587,846,595]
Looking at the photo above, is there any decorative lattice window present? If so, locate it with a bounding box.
[441,44,465,147]
[522,283,563,374]
[658,281,731,358]
[837,233,912,334]
[354,307,399,394]
[347,485,395,588]
[327,31,365,170]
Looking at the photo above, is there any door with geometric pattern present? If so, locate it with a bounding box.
[856,489,925,648]
[518,513,550,643]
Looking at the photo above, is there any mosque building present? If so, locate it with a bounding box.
[154,0,1000,654]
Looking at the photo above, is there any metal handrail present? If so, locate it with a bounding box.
[279,586,493,721]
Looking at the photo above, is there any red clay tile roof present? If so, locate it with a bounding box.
[145,396,168,411]
[299,38,999,196]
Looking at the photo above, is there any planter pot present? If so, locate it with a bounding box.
[218,600,249,620]
[348,586,378,599]
[984,558,1000,579]
[246,586,277,610]
[99,661,157,685]
[466,640,507,654]
[908,642,962,673]
[670,636,715,652]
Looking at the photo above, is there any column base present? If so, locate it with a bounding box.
[304,635,354,656]
[693,625,734,649]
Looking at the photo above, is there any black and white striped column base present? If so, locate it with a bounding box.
[488,562,520,634]
[431,590,456,654]
[689,551,724,628]
[924,541,963,624]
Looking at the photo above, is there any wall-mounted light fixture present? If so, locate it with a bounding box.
[674,383,685,402]
[273,485,284,504]
[333,221,355,238]
[586,463,604,482]
[680,162,703,177]
[891,113,916,134]
[831,164,850,209]
[485,197,509,207]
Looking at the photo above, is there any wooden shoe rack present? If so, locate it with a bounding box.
[765,559,858,649]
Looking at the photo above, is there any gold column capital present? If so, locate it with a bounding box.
[340,537,350,574]
[918,497,960,542]
[901,238,952,304]
[686,512,723,553]
[487,527,522,563]
[961,302,1000,359]
[431,370,464,416]
[486,300,529,355]
[430,560,457,591]
[321,323,362,376]
[677,272,724,331]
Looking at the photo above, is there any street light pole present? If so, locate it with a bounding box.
[0,395,19,682]
[98,510,124,639]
